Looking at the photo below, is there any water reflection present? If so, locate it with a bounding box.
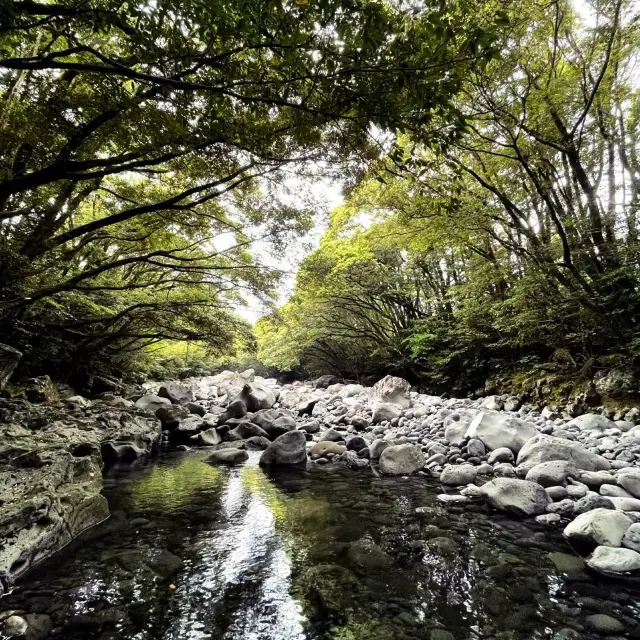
[2,451,640,640]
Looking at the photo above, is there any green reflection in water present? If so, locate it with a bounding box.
[124,454,226,512]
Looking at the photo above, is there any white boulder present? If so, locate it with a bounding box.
[563,508,632,547]
[369,375,411,409]
[465,411,537,453]
[479,478,550,516]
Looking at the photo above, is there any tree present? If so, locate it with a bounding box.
[0,0,505,377]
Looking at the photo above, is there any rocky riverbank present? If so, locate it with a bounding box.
[2,368,640,603]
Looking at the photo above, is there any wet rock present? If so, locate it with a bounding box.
[148,549,184,578]
[205,448,248,465]
[300,563,358,620]
[346,436,367,452]
[585,613,625,634]
[480,478,550,516]
[516,434,610,474]
[260,430,307,465]
[379,444,425,475]
[158,382,194,405]
[564,508,632,547]
[466,411,537,453]
[101,441,148,463]
[347,537,392,572]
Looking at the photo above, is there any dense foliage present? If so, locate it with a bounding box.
[0,0,506,381]
[257,0,640,392]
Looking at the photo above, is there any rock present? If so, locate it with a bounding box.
[205,448,248,465]
[347,537,392,572]
[487,447,514,464]
[566,414,617,432]
[379,444,425,475]
[563,508,632,547]
[440,464,477,486]
[252,408,296,438]
[15,376,58,403]
[466,438,486,458]
[231,422,269,440]
[516,434,610,474]
[350,416,369,431]
[482,395,504,411]
[580,470,617,488]
[599,484,633,498]
[369,439,390,459]
[2,616,28,637]
[430,631,455,640]
[618,471,640,499]
[186,402,206,416]
[369,375,411,408]
[310,441,346,456]
[0,344,22,389]
[608,496,640,511]
[313,374,339,389]
[525,461,578,487]
[198,427,221,446]
[573,494,615,514]
[443,410,478,446]
[148,549,184,578]
[155,404,190,429]
[245,436,271,450]
[480,478,550,516]
[238,382,276,412]
[622,523,640,552]
[158,382,194,405]
[466,411,537,453]
[101,441,147,463]
[169,415,204,442]
[335,450,369,469]
[217,399,248,424]
[346,436,367,452]
[371,402,402,424]
[260,430,307,465]
[594,368,639,400]
[319,428,344,443]
[585,612,625,635]
[586,546,640,576]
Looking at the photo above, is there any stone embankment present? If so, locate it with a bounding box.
[2,367,640,598]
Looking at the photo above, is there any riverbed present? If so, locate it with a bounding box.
[2,450,639,639]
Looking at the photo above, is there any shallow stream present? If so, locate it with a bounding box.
[2,451,640,639]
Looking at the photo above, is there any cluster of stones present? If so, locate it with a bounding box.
[145,371,640,579]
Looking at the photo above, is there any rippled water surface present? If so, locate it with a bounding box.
[3,451,640,639]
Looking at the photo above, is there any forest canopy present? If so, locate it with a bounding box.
[0,0,507,382]
[257,0,640,392]
[1,0,638,392]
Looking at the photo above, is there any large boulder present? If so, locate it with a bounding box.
[135,394,171,414]
[617,471,640,499]
[0,344,22,390]
[440,464,477,486]
[594,368,639,400]
[563,508,632,548]
[231,422,270,440]
[586,546,640,575]
[259,430,307,466]
[237,382,276,412]
[313,374,340,389]
[155,404,190,429]
[479,478,550,516]
[371,402,402,424]
[516,434,610,474]
[444,410,479,446]
[465,411,537,453]
[566,414,617,432]
[252,408,296,439]
[369,375,411,409]
[217,399,248,425]
[379,444,425,475]
[158,382,194,405]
